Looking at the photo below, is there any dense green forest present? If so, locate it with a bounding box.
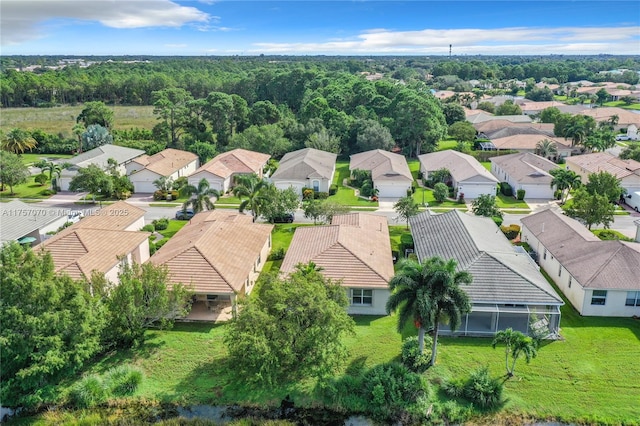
[1,55,638,159]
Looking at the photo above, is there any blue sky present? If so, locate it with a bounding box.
[2,1,639,55]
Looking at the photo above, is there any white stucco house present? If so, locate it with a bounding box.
[187,149,271,194]
[490,152,558,200]
[271,148,337,194]
[126,148,199,193]
[57,145,145,191]
[280,213,394,315]
[0,200,70,244]
[521,209,640,317]
[349,149,413,198]
[419,150,499,199]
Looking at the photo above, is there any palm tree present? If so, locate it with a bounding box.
[233,174,271,221]
[535,139,558,160]
[550,168,582,204]
[1,128,36,154]
[180,178,220,213]
[492,328,538,377]
[72,123,86,154]
[35,160,64,191]
[386,256,472,366]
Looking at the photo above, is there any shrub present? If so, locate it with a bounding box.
[554,189,562,200]
[406,188,413,197]
[329,184,338,196]
[516,189,526,200]
[315,191,329,200]
[40,189,56,196]
[401,336,432,373]
[492,216,504,227]
[152,218,169,231]
[462,366,503,409]
[433,182,449,203]
[153,190,166,201]
[457,192,465,204]
[442,377,467,399]
[141,224,155,232]
[69,375,110,408]
[267,247,286,261]
[167,190,179,201]
[103,365,143,397]
[34,173,48,186]
[360,181,373,197]
[302,188,314,200]
[500,224,520,240]
[500,182,513,196]
[173,176,188,191]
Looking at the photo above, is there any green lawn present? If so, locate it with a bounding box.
[412,187,466,208]
[480,161,491,171]
[215,195,243,205]
[603,100,640,110]
[330,162,379,207]
[0,176,55,199]
[495,193,529,209]
[436,139,458,151]
[20,153,73,166]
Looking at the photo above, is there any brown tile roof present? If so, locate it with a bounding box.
[74,201,146,231]
[149,210,273,294]
[193,149,270,179]
[419,150,499,183]
[131,148,197,177]
[490,152,557,184]
[578,107,640,127]
[516,100,567,112]
[521,209,640,290]
[349,149,413,181]
[566,152,640,180]
[490,135,571,151]
[280,213,394,288]
[37,228,150,280]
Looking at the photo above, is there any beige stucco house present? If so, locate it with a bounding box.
[350,149,413,198]
[566,152,640,194]
[126,148,199,193]
[490,152,558,200]
[521,209,640,317]
[271,148,337,194]
[280,213,394,315]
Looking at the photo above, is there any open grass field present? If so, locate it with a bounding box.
[0,105,157,136]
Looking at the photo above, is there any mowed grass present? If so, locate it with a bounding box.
[0,176,54,199]
[330,161,378,207]
[496,193,529,209]
[0,105,157,136]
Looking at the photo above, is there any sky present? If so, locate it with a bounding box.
[1,0,639,56]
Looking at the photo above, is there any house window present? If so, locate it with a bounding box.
[351,289,373,306]
[543,249,547,260]
[591,290,607,306]
[625,291,640,307]
[312,180,320,192]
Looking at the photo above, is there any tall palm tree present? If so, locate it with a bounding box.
[180,178,220,213]
[549,168,582,204]
[386,256,472,366]
[492,328,538,377]
[535,139,558,160]
[1,128,36,154]
[35,160,64,191]
[233,174,271,221]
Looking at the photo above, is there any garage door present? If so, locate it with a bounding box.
[188,178,222,192]
[133,181,157,193]
[376,182,410,198]
[457,183,496,199]
[274,181,305,195]
[521,184,553,200]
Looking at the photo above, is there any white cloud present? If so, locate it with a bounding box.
[251,26,640,55]
[164,43,188,48]
[1,0,210,45]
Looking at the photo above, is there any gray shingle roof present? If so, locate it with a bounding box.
[271,148,337,181]
[0,200,66,242]
[350,149,413,182]
[410,210,563,305]
[419,150,499,184]
[490,152,557,185]
[521,209,640,290]
[59,145,145,177]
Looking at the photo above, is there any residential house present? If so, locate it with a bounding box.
[566,152,640,194]
[489,134,574,158]
[148,210,273,318]
[35,201,150,283]
[126,148,198,193]
[349,149,413,198]
[521,209,640,317]
[515,100,587,116]
[0,200,70,244]
[187,149,270,193]
[578,107,640,131]
[490,152,558,200]
[418,150,499,199]
[466,111,532,125]
[411,210,564,336]
[474,120,556,138]
[57,145,145,191]
[271,148,337,194]
[280,213,394,315]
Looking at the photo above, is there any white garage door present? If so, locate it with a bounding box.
[133,181,157,193]
[457,183,496,199]
[274,181,305,195]
[188,178,222,192]
[376,182,410,198]
[521,184,553,200]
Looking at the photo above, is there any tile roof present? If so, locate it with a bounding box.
[411,210,563,305]
[349,149,413,182]
[74,201,146,231]
[578,107,640,127]
[271,148,337,180]
[419,150,499,183]
[131,148,197,177]
[0,200,67,242]
[467,113,532,124]
[193,149,270,179]
[36,227,149,280]
[484,126,554,140]
[149,210,273,294]
[490,134,571,151]
[280,213,394,288]
[566,152,640,180]
[474,120,556,135]
[521,209,640,290]
[490,152,557,184]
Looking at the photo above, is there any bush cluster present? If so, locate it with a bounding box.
[400,336,432,373]
[442,366,503,409]
[69,365,143,408]
[152,218,169,231]
[516,189,526,200]
[500,182,513,197]
[500,224,521,240]
[329,184,338,196]
[267,247,286,261]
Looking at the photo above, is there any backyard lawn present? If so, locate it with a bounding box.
[331,161,379,207]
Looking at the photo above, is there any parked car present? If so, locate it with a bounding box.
[175,208,195,220]
[615,134,631,141]
[269,212,295,223]
[67,211,84,223]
